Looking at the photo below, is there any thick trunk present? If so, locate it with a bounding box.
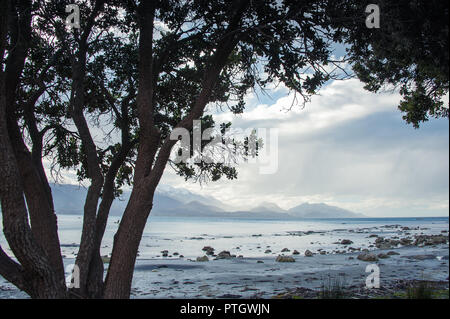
[6,119,65,284]
[0,0,66,298]
[0,79,66,300]
[103,182,155,298]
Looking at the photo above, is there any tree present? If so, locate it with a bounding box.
[343,0,449,128]
[4,0,440,299]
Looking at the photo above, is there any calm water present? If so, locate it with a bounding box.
[49,215,449,260]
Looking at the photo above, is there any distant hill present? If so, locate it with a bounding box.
[288,202,366,218]
[49,183,365,219]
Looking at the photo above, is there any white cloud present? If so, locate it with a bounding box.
[162,79,449,217]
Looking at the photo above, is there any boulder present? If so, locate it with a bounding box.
[196,256,209,262]
[304,250,314,257]
[202,246,215,255]
[215,250,233,259]
[340,239,353,245]
[276,255,295,262]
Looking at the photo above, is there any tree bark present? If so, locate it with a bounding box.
[0,0,66,297]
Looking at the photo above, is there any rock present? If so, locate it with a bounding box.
[340,239,353,245]
[292,250,300,255]
[215,251,233,259]
[173,252,179,256]
[202,246,215,255]
[196,256,209,262]
[387,251,400,256]
[414,234,448,246]
[377,253,389,259]
[304,250,314,257]
[276,255,295,262]
[161,250,169,257]
[264,249,272,254]
[348,257,354,260]
[369,234,378,238]
[357,253,378,262]
[281,248,290,252]
[320,251,326,255]
[400,238,413,246]
[257,260,264,263]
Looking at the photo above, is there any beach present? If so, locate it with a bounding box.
[1,216,448,298]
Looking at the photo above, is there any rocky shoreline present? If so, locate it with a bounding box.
[1,222,448,299]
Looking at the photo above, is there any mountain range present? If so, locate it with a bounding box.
[50,183,365,219]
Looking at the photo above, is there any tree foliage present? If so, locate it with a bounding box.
[344,0,449,128]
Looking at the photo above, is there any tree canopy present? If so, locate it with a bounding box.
[344,0,449,128]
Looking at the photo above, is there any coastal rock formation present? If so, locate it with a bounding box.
[414,234,448,246]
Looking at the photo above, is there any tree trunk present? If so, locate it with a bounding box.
[103,181,155,298]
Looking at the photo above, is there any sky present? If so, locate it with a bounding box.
[158,78,449,218]
[40,20,449,218]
